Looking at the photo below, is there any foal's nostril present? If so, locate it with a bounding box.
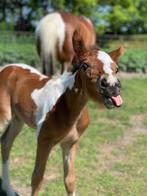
[115,80,121,88]
[99,78,108,89]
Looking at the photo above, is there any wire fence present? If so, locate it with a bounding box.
[0,31,147,72]
[0,30,147,48]
[0,31,35,44]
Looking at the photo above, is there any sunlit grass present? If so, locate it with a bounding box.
[0,77,146,195]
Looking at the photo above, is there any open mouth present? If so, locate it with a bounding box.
[103,95,123,109]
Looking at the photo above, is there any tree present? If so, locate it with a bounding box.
[98,0,141,34]
[0,0,147,34]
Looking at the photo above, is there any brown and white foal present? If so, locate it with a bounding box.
[0,31,124,196]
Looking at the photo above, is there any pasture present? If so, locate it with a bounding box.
[0,76,146,196]
[0,32,147,195]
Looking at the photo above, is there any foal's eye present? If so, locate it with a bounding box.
[81,63,90,71]
[116,67,119,73]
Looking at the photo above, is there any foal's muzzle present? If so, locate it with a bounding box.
[97,78,123,109]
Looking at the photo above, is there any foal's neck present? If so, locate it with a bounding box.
[64,71,88,119]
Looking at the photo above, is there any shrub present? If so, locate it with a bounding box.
[119,49,147,73]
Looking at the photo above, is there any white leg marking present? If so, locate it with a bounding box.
[2,161,16,196]
[69,191,76,196]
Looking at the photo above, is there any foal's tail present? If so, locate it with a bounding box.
[36,12,65,75]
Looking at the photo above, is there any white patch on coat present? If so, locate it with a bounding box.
[71,191,76,196]
[2,161,16,196]
[31,71,77,137]
[36,12,65,66]
[97,51,117,85]
[1,64,47,80]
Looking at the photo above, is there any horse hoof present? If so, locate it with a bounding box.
[0,178,19,196]
[0,189,7,196]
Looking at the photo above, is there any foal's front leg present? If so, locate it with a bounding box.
[31,138,53,196]
[61,140,79,196]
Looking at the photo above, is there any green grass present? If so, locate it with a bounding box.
[0,32,39,67]
[0,31,147,195]
[0,77,146,196]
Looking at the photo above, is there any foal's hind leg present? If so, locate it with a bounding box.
[1,116,23,196]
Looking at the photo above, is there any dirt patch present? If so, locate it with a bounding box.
[96,113,147,172]
[12,171,59,196]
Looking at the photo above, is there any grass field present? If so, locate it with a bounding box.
[0,32,147,195]
[0,76,146,196]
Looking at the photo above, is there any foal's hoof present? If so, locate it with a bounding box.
[0,179,7,196]
[0,190,19,196]
[0,178,20,196]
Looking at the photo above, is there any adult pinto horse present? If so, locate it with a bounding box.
[36,11,96,75]
[0,31,124,196]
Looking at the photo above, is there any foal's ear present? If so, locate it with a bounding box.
[72,30,86,54]
[109,46,124,62]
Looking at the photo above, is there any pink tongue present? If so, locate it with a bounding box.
[111,95,123,106]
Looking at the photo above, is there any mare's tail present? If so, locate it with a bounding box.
[35,12,66,75]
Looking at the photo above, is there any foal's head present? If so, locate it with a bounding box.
[72,31,124,109]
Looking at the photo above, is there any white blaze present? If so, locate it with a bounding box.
[97,51,117,85]
[31,71,77,137]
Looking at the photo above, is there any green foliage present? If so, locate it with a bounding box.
[119,49,147,72]
[69,0,97,16]
[0,22,14,30]
[51,0,65,10]
[0,33,39,67]
[101,0,141,33]
[1,0,147,34]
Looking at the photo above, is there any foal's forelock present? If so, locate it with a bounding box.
[97,51,117,86]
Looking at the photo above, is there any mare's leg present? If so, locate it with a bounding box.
[61,128,79,196]
[31,138,54,196]
[42,59,48,75]
[1,116,23,196]
[42,56,54,76]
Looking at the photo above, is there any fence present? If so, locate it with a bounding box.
[97,34,147,48]
[0,30,147,48]
[0,31,147,72]
[0,31,35,44]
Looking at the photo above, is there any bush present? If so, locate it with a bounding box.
[119,49,147,73]
[0,31,147,73]
[0,41,40,68]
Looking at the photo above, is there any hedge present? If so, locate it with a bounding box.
[0,32,147,73]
